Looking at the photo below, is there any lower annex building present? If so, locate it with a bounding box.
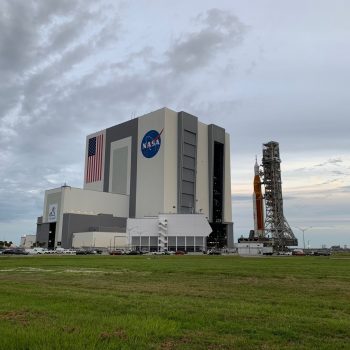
[36,108,233,251]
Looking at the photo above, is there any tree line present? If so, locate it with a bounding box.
[0,241,13,248]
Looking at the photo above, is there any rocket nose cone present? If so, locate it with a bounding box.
[254,161,259,176]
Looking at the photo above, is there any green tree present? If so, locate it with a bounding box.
[4,241,13,248]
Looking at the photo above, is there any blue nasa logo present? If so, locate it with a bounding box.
[141,129,163,158]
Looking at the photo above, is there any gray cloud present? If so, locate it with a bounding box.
[0,1,83,76]
[332,170,348,176]
[286,161,349,178]
[164,9,248,74]
[0,1,124,227]
[318,179,340,186]
[316,158,343,167]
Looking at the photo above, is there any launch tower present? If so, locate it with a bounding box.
[261,141,298,249]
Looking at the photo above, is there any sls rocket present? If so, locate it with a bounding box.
[253,157,264,237]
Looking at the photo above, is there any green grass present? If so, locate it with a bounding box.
[0,255,349,349]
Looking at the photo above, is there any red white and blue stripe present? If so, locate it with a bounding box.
[86,134,103,183]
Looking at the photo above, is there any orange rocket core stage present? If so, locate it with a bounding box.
[253,159,264,233]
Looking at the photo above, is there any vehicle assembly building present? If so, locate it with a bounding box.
[36,108,233,251]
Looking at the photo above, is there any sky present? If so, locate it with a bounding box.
[0,0,349,247]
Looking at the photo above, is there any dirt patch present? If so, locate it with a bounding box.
[0,267,152,276]
[0,267,54,273]
[61,326,79,334]
[207,345,232,350]
[158,340,175,350]
[0,309,49,327]
[158,336,192,349]
[63,269,106,274]
[0,310,32,326]
[99,329,128,341]
[19,267,54,272]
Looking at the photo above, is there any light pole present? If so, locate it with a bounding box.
[294,226,313,250]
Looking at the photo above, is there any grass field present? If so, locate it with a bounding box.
[0,255,349,350]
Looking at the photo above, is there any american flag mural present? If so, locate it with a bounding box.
[86,134,104,183]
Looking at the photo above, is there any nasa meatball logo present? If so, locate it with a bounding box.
[141,129,163,158]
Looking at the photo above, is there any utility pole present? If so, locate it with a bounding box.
[294,226,313,250]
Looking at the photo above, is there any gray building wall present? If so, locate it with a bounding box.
[104,119,138,217]
[111,146,128,195]
[177,111,198,213]
[36,216,50,248]
[226,223,234,248]
[61,213,127,248]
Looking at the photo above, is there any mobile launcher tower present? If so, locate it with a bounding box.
[260,141,298,250]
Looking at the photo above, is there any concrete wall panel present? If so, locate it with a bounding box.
[196,122,209,218]
[163,109,178,214]
[224,133,233,222]
[136,109,165,217]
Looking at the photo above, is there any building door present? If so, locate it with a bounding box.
[48,222,56,249]
[207,141,226,248]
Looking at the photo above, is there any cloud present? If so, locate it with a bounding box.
[339,186,350,193]
[332,170,348,176]
[164,9,248,74]
[315,158,343,167]
[0,1,124,227]
[318,179,341,186]
[0,1,85,78]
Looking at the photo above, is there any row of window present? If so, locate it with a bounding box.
[131,235,206,252]
[131,245,205,253]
